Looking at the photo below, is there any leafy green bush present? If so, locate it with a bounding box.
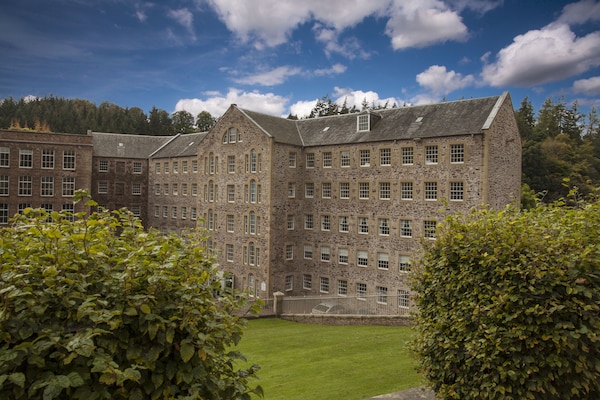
[0,192,262,399]
[413,194,600,400]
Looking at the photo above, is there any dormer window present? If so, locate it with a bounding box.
[357,114,369,132]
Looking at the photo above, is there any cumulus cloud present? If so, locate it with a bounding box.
[314,63,347,76]
[332,86,402,109]
[289,99,319,119]
[233,66,304,86]
[415,65,475,99]
[174,88,289,117]
[572,76,600,96]
[557,0,600,25]
[167,8,196,40]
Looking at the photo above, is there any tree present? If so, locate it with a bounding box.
[196,111,217,132]
[148,106,173,136]
[514,97,535,141]
[413,191,600,400]
[0,192,262,399]
[172,110,195,134]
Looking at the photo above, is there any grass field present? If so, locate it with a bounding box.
[234,318,423,400]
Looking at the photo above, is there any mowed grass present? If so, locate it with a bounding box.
[234,318,423,400]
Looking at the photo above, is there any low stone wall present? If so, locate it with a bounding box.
[278,313,413,326]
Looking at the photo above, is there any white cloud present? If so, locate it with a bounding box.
[174,88,289,117]
[572,76,600,96]
[415,65,475,96]
[289,99,319,119]
[332,87,401,109]
[233,66,303,86]
[557,0,600,25]
[481,23,600,87]
[167,8,196,40]
[314,63,347,76]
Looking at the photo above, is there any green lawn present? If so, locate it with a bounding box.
[234,318,423,400]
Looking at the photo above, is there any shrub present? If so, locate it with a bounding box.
[412,194,600,400]
[0,192,262,399]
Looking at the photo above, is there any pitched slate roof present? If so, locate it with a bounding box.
[92,132,172,158]
[150,132,206,159]
[238,93,506,147]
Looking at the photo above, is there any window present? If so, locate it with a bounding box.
[378,218,390,236]
[191,183,198,196]
[376,286,388,304]
[321,215,330,231]
[285,276,293,291]
[322,152,332,167]
[338,280,348,296]
[227,155,235,173]
[132,183,141,195]
[450,181,464,201]
[338,248,348,264]
[172,183,178,196]
[339,182,350,199]
[249,243,255,265]
[0,147,9,167]
[172,161,178,173]
[131,206,141,217]
[380,148,391,166]
[63,150,75,170]
[399,289,410,308]
[357,250,368,267]
[0,175,8,195]
[288,183,295,198]
[400,220,413,238]
[41,203,52,214]
[379,182,390,200]
[208,181,214,202]
[249,211,256,234]
[303,274,312,290]
[399,255,411,272]
[401,182,413,200]
[154,205,160,217]
[286,244,294,260]
[287,215,294,230]
[356,283,367,299]
[19,150,33,168]
[133,161,142,174]
[18,176,32,196]
[163,183,169,195]
[164,162,169,174]
[181,183,188,195]
[306,153,315,168]
[250,180,257,203]
[321,246,330,262]
[153,184,160,195]
[289,152,296,167]
[358,217,369,234]
[222,244,233,262]
[425,145,438,164]
[155,162,160,174]
[304,245,313,259]
[172,207,177,219]
[320,277,329,293]
[18,203,31,214]
[378,253,389,270]
[227,185,235,202]
[227,215,234,232]
[42,150,55,169]
[451,144,465,163]
[321,182,331,199]
[190,207,197,220]
[182,160,188,172]
[162,206,168,218]
[305,182,314,198]
[227,127,237,143]
[339,216,349,233]
[359,182,369,199]
[250,150,257,172]
[424,220,437,239]
[357,114,369,131]
[192,160,198,172]
[340,151,350,167]
[99,160,108,172]
[360,149,370,166]
[62,203,74,222]
[0,203,8,224]
[62,177,75,197]
[304,214,313,230]
[402,147,413,165]
[40,176,54,196]
[424,182,437,201]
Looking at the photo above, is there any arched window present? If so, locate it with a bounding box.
[249,242,255,266]
[228,128,237,143]
[250,180,256,203]
[250,149,257,172]
[249,211,256,234]
[209,153,215,174]
[208,180,214,202]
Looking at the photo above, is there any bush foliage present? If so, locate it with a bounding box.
[0,192,262,399]
[413,192,600,400]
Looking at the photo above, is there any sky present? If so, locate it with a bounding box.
[1,0,600,120]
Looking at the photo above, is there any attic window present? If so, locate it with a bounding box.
[188,141,194,146]
[323,127,330,132]
[357,115,369,132]
[118,143,124,147]
[415,117,423,123]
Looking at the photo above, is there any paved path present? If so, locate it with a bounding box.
[367,387,435,400]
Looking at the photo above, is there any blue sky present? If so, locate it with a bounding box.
[1,0,599,119]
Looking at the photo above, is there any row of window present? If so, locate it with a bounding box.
[0,203,74,224]
[0,175,75,197]
[290,144,465,169]
[298,245,412,271]
[153,205,197,221]
[204,150,263,175]
[288,180,465,202]
[98,160,143,174]
[202,180,263,204]
[154,182,198,196]
[97,181,142,196]
[154,159,198,174]
[224,242,262,267]
[0,147,76,170]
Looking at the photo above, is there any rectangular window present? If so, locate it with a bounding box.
[340,151,350,167]
[154,184,160,195]
[19,150,33,168]
[133,161,142,174]
[191,207,197,220]
[321,215,330,231]
[62,177,75,197]
[399,255,411,272]
[226,214,234,232]
[99,159,109,172]
[163,183,169,195]
[0,175,8,196]
[425,145,438,164]
[192,160,198,172]
[338,280,347,296]
[287,215,294,230]
[360,149,370,166]
[304,245,313,259]
[171,207,177,219]
[155,162,160,174]
[380,148,391,166]
[379,182,390,200]
[322,152,332,168]
[320,277,329,293]
[451,144,465,163]
[450,181,464,201]
[303,274,312,290]
[227,185,235,202]
[424,182,437,201]
[338,248,348,264]
[321,182,331,199]
[131,206,141,217]
[289,152,296,167]
[400,220,413,238]
[228,155,235,173]
[42,150,55,169]
[154,205,160,217]
[359,182,369,199]
[306,153,315,168]
[378,218,390,236]
[402,147,413,165]
[63,150,75,170]
[378,253,389,270]
[132,183,141,195]
[356,283,367,299]
[182,160,188,172]
[191,183,198,196]
[401,182,413,200]
[424,220,437,239]
[62,203,74,221]
[172,161,178,173]
[0,147,9,167]
[285,276,293,291]
[288,183,295,198]
[162,206,168,218]
[358,217,369,234]
[339,182,350,199]
[357,115,369,131]
[286,244,294,260]
[18,176,32,196]
[181,183,188,195]
[339,216,349,233]
[304,214,313,230]
[164,162,169,173]
[357,250,368,267]
[399,289,410,308]
[0,203,8,224]
[321,246,330,262]
[172,183,178,196]
[226,244,234,262]
[305,182,314,198]
[376,286,388,304]
[40,176,54,196]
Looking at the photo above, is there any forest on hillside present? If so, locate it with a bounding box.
[1,95,599,204]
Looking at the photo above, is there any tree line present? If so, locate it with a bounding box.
[2,94,599,203]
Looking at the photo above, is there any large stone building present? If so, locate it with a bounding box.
[0,93,521,310]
